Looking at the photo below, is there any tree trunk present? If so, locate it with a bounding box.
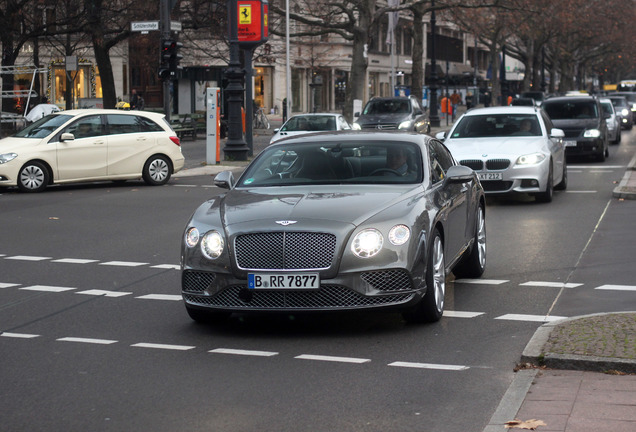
[410,7,424,102]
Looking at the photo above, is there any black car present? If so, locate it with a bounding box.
[353,96,431,134]
[613,92,636,121]
[607,95,634,130]
[542,96,609,162]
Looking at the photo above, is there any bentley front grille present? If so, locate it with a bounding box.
[235,232,336,270]
[183,285,414,309]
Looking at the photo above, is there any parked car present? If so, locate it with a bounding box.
[0,109,184,192]
[436,106,566,203]
[270,113,351,144]
[520,91,546,106]
[600,98,621,144]
[542,96,609,162]
[353,96,431,134]
[181,132,486,324]
[608,95,635,130]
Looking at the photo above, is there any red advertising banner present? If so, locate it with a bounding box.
[237,1,262,43]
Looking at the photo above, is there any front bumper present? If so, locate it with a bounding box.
[563,138,605,157]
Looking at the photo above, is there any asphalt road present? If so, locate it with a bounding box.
[1,127,635,431]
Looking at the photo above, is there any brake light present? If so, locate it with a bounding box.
[170,136,181,146]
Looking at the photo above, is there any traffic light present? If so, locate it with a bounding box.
[160,39,183,80]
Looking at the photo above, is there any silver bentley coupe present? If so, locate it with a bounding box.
[181,132,486,324]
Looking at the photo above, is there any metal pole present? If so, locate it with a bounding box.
[429,0,440,127]
[285,0,292,119]
[161,0,171,121]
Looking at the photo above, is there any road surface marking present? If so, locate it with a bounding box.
[388,362,469,371]
[100,261,148,267]
[135,294,182,301]
[295,354,371,364]
[596,284,636,291]
[0,282,20,288]
[1,332,40,338]
[52,258,99,264]
[443,310,484,318]
[520,281,583,288]
[495,314,567,322]
[57,337,117,345]
[454,279,509,285]
[151,264,180,270]
[210,348,279,357]
[132,343,195,351]
[76,290,132,297]
[5,255,51,261]
[20,285,75,292]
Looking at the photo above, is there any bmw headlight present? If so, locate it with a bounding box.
[185,227,200,248]
[0,153,17,164]
[516,153,546,165]
[388,225,410,246]
[398,120,413,130]
[200,230,225,259]
[352,123,362,130]
[584,129,601,138]
[351,228,383,258]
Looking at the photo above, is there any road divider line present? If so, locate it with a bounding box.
[454,279,509,285]
[100,261,148,267]
[76,289,132,297]
[1,332,40,338]
[0,282,20,288]
[520,281,583,288]
[132,342,195,351]
[57,337,118,345]
[135,294,182,301]
[495,314,567,322]
[595,284,636,291]
[20,285,75,292]
[151,264,180,270]
[5,255,51,261]
[52,258,99,264]
[443,310,485,318]
[388,361,469,371]
[210,348,279,357]
[295,354,371,364]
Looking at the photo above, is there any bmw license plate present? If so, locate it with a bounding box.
[564,140,577,147]
[248,273,320,290]
[478,172,503,181]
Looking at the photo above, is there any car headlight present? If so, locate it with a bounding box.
[516,153,546,165]
[0,153,17,164]
[351,228,383,258]
[185,227,200,248]
[200,230,224,259]
[352,123,361,130]
[583,129,601,138]
[388,225,410,246]
[398,120,413,130]
[621,108,629,116]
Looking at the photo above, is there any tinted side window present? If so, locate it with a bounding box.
[540,111,554,132]
[106,114,163,135]
[429,140,455,184]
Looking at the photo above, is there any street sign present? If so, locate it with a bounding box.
[170,21,182,32]
[131,21,159,32]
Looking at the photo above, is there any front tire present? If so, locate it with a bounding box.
[403,229,445,323]
[18,161,49,193]
[143,155,172,186]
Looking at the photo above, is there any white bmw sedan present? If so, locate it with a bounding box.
[437,106,567,203]
[0,109,185,192]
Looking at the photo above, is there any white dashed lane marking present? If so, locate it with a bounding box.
[131,343,195,351]
[20,285,75,293]
[388,362,469,371]
[76,289,132,297]
[1,332,40,339]
[0,283,19,288]
[495,314,567,322]
[295,354,371,364]
[100,261,148,267]
[57,337,118,345]
[6,255,52,261]
[520,281,583,288]
[596,284,636,291]
[454,279,509,285]
[135,294,182,301]
[52,258,99,264]
[210,348,279,357]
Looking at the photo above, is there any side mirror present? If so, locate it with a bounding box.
[60,133,75,141]
[445,165,475,184]
[550,128,565,139]
[435,131,447,140]
[214,170,235,189]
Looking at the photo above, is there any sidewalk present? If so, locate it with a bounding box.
[483,312,636,431]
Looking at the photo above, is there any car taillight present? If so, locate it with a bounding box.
[170,136,181,146]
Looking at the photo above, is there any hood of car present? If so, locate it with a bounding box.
[550,118,601,130]
[444,136,548,159]
[356,113,410,126]
[216,186,414,229]
[0,137,41,152]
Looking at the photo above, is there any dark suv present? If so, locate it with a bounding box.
[542,96,609,162]
[353,96,430,133]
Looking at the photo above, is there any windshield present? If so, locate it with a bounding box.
[543,101,598,120]
[450,114,541,138]
[363,99,410,115]
[238,141,423,187]
[609,98,628,108]
[15,114,72,138]
[282,115,337,132]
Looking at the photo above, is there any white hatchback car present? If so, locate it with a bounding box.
[0,109,185,192]
[270,113,351,144]
[436,106,567,203]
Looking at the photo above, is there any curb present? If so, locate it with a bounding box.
[520,311,636,373]
[612,153,636,200]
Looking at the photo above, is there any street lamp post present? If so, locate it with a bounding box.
[429,0,440,127]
